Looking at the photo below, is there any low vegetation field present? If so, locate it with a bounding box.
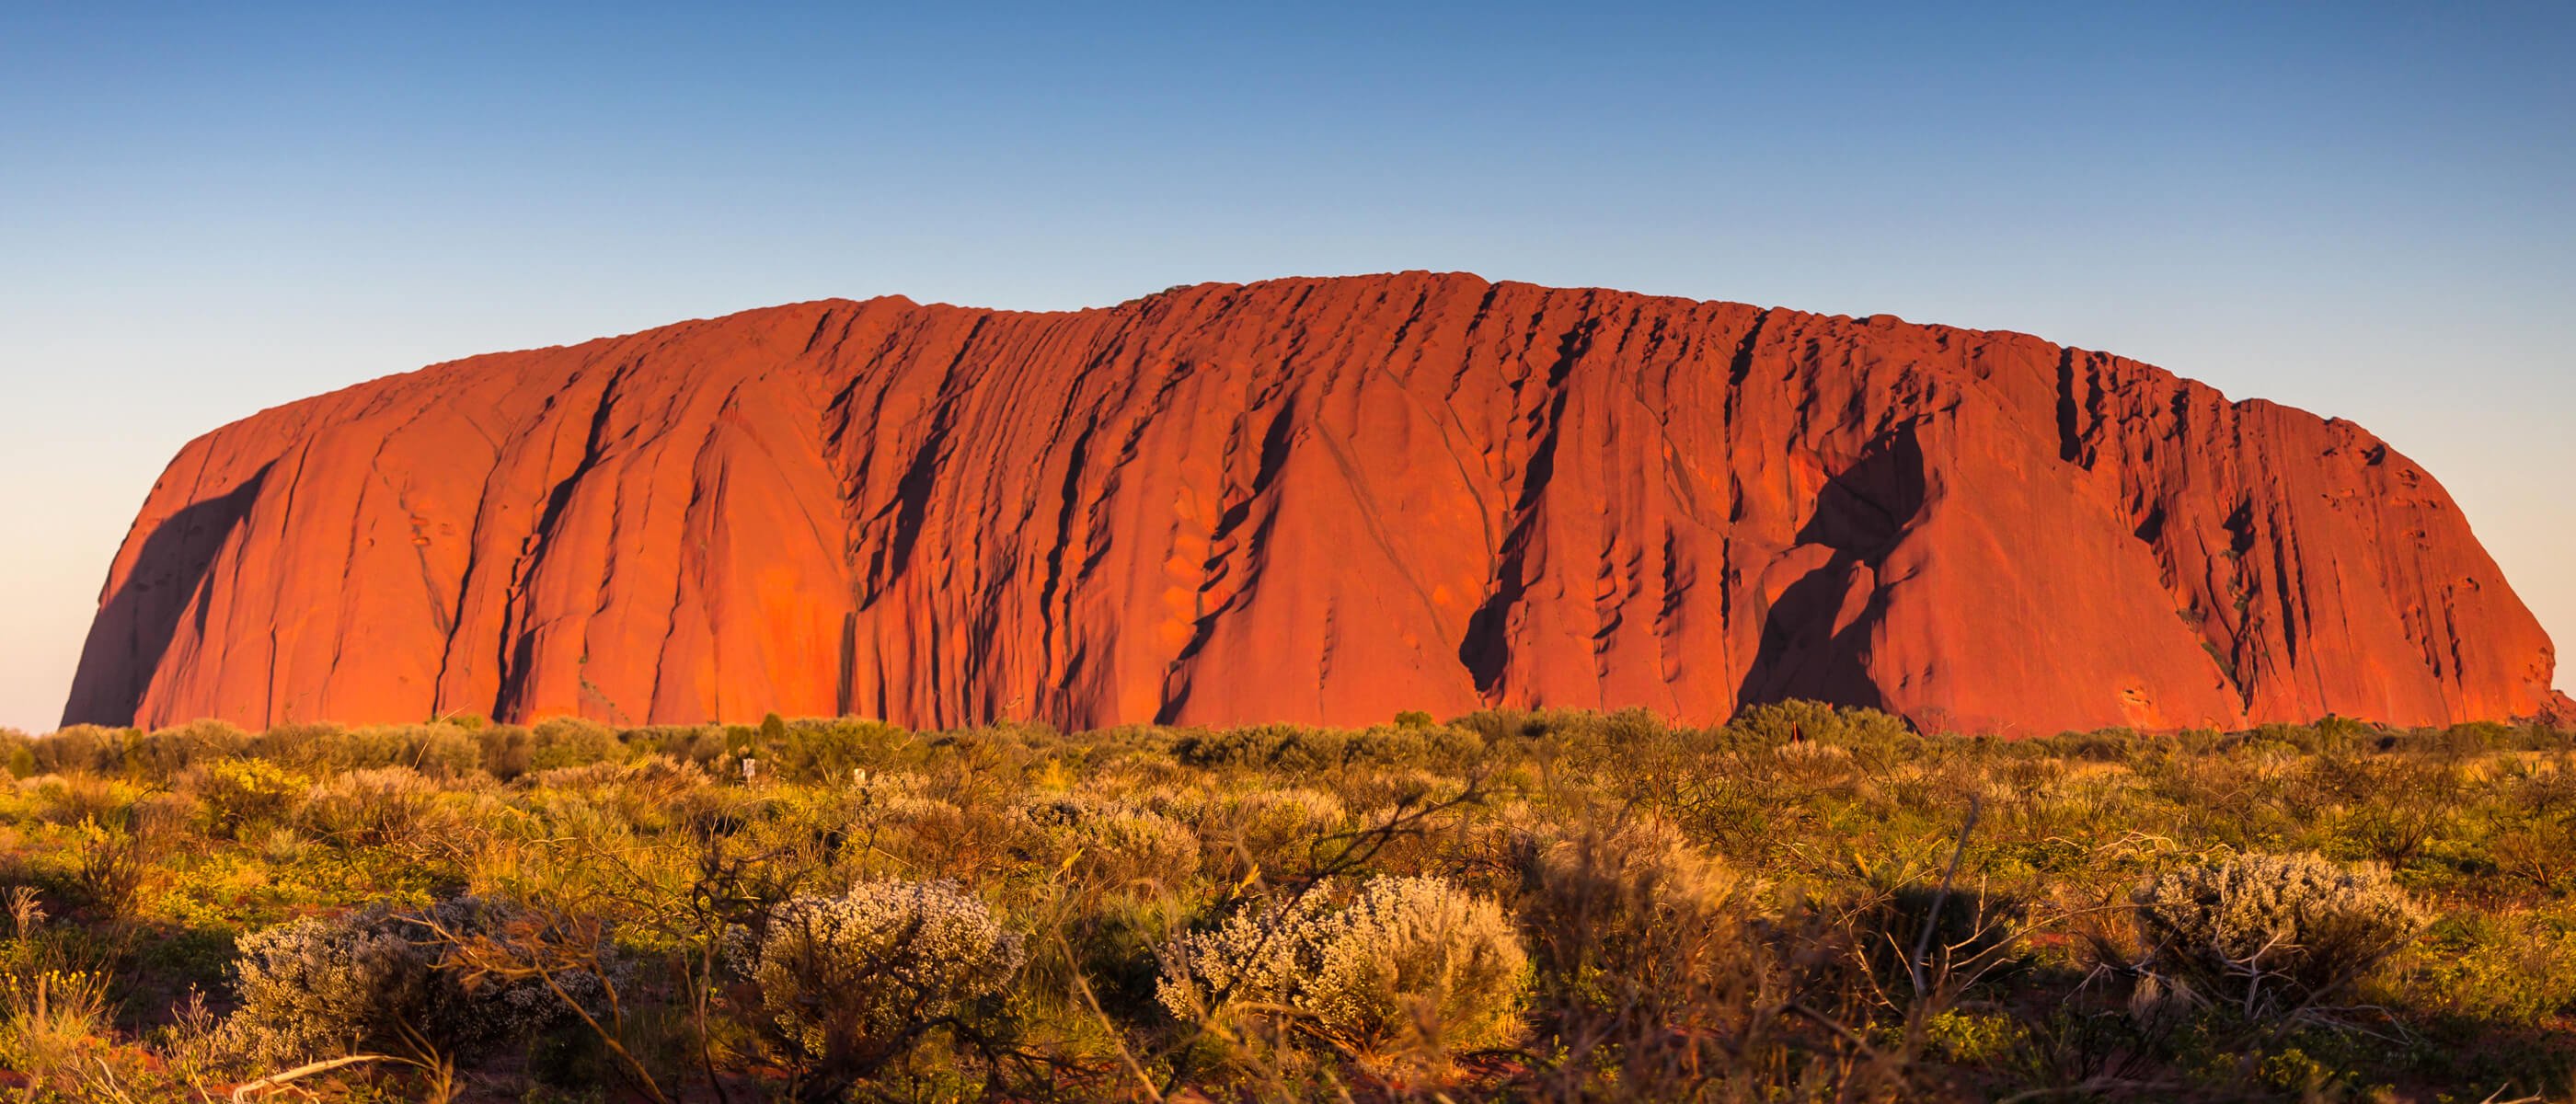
[0,704,2570,1101]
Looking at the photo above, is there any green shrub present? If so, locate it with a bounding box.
[1344,723,1485,767]
[294,765,444,848]
[183,759,308,837]
[755,717,915,783]
[1923,1008,2030,1064]
[31,774,137,827]
[0,731,30,780]
[530,752,707,792]
[2433,720,2513,755]
[30,726,126,776]
[476,723,536,780]
[1451,709,1547,744]
[2246,718,2384,756]
[2039,726,2146,761]
[247,722,355,769]
[1174,725,1343,771]
[122,719,250,781]
[529,718,625,772]
[2396,911,2576,1027]
[1190,787,1345,876]
[1728,699,1913,749]
[2489,814,2576,894]
[240,721,481,777]
[70,819,148,916]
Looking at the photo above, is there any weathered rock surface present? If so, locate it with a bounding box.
[63,273,2565,734]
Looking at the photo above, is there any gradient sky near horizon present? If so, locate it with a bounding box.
[2,3,2570,732]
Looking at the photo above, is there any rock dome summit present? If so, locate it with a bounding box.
[63,272,2565,734]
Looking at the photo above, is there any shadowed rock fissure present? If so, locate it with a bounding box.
[1460,318,1599,696]
[494,361,635,716]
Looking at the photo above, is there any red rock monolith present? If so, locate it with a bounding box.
[63,273,2566,734]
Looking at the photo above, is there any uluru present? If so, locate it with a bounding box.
[61,272,2563,736]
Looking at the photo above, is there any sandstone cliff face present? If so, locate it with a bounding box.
[63,273,2563,734]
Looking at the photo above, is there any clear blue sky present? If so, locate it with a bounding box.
[3,3,2569,731]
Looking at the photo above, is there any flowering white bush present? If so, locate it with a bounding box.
[741,880,1024,1062]
[1018,793,1200,889]
[2132,851,2426,1015]
[221,913,424,1064]
[219,895,612,1064]
[1524,813,1734,928]
[1161,876,1530,1064]
[838,770,963,837]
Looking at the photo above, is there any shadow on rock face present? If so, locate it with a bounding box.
[1739,424,1927,712]
[62,465,270,727]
